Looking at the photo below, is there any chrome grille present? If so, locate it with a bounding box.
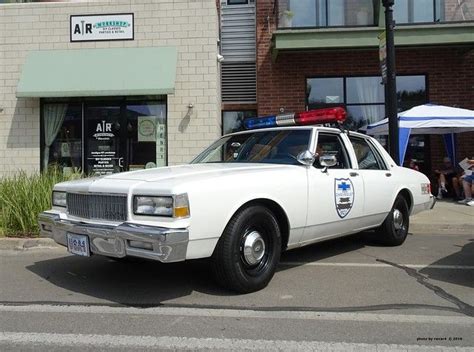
[67,193,127,222]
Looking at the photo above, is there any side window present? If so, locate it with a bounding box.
[314,133,351,169]
[350,137,385,170]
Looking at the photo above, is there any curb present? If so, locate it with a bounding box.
[0,238,60,251]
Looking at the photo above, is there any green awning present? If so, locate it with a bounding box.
[16,47,177,98]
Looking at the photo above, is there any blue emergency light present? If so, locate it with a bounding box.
[244,107,346,130]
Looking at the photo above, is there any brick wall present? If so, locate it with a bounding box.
[0,0,220,177]
[256,0,473,177]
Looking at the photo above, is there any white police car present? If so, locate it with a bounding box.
[39,108,435,293]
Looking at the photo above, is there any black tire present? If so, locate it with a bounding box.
[211,205,282,293]
[379,195,409,246]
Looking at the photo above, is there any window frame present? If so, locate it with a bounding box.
[305,74,428,131]
[314,131,352,170]
[221,110,257,136]
[349,135,388,171]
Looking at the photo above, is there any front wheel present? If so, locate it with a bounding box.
[379,195,409,246]
[211,205,282,293]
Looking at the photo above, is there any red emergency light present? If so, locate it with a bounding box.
[294,107,347,125]
[244,107,347,129]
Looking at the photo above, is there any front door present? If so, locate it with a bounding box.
[85,103,125,175]
[301,132,365,244]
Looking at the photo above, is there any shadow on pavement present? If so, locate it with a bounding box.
[278,231,383,266]
[419,239,474,289]
[26,232,382,304]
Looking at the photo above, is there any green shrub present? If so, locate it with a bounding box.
[0,169,80,237]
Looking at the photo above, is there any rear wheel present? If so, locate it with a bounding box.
[211,205,281,293]
[379,195,409,246]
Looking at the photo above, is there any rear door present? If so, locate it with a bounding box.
[301,131,365,244]
[347,135,397,225]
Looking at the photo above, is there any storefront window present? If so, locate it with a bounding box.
[222,110,256,135]
[126,102,167,169]
[397,76,427,112]
[42,103,82,174]
[306,75,427,167]
[306,75,426,130]
[42,96,167,175]
[307,78,343,106]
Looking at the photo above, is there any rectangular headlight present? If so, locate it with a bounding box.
[52,191,67,207]
[133,194,190,218]
[134,196,173,217]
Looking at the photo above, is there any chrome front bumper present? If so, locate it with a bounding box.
[38,211,188,263]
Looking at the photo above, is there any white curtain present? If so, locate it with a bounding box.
[43,104,67,170]
[356,78,384,124]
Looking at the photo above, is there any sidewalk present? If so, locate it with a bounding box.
[410,199,474,234]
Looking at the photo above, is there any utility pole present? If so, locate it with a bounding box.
[382,0,399,165]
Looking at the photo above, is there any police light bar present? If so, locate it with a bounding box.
[243,107,346,130]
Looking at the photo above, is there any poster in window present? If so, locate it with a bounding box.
[61,143,71,157]
[138,116,156,142]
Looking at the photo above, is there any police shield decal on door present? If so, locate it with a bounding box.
[335,178,354,218]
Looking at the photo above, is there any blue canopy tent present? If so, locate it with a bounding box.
[365,104,474,165]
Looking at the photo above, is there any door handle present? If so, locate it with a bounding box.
[350,172,359,177]
[118,157,124,168]
[385,172,392,177]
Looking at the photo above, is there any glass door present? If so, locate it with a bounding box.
[84,103,125,175]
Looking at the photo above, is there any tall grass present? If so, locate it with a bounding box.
[0,169,80,237]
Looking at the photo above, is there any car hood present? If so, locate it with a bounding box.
[54,163,296,194]
[107,163,290,182]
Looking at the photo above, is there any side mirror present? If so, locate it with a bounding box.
[319,154,338,168]
[297,150,316,166]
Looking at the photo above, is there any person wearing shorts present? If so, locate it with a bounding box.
[434,157,461,199]
[458,158,474,206]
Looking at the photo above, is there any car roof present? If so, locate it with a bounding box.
[224,126,372,140]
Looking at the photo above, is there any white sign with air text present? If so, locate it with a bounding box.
[70,14,134,42]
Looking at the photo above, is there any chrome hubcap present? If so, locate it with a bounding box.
[393,209,404,230]
[242,231,266,266]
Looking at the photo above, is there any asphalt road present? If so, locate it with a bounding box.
[0,230,473,351]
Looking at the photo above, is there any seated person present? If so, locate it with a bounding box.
[434,157,461,199]
[458,158,474,206]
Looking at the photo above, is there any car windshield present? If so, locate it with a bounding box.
[191,129,312,165]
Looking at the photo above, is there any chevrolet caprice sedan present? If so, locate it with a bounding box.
[39,123,435,293]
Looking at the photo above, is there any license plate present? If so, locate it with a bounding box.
[67,233,90,257]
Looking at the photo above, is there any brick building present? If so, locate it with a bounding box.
[0,0,220,177]
[220,0,474,179]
